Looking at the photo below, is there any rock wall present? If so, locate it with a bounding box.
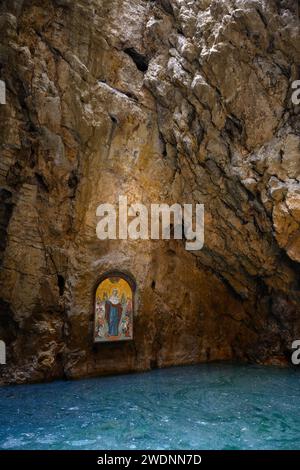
[0,0,299,384]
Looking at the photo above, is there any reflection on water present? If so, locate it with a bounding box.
[0,364,300,450]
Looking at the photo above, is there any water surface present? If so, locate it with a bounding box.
[0,364,299,450]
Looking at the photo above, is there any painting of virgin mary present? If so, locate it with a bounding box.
[94,275,134,342]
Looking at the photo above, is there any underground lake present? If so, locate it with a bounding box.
[0,363,299,450]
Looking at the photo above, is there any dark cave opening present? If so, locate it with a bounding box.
[57,274,65,296]
[123,47,149,72]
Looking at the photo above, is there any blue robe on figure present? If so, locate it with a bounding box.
[105,300,122,336]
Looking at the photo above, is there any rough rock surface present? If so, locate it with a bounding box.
[0,0,299,384]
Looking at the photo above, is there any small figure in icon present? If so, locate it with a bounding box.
[105,289,122,336]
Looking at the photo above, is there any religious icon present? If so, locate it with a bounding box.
[94,275,134,342]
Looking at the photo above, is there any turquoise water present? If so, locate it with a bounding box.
[0,364,300,450]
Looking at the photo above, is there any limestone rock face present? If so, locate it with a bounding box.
[0,0,299,384]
